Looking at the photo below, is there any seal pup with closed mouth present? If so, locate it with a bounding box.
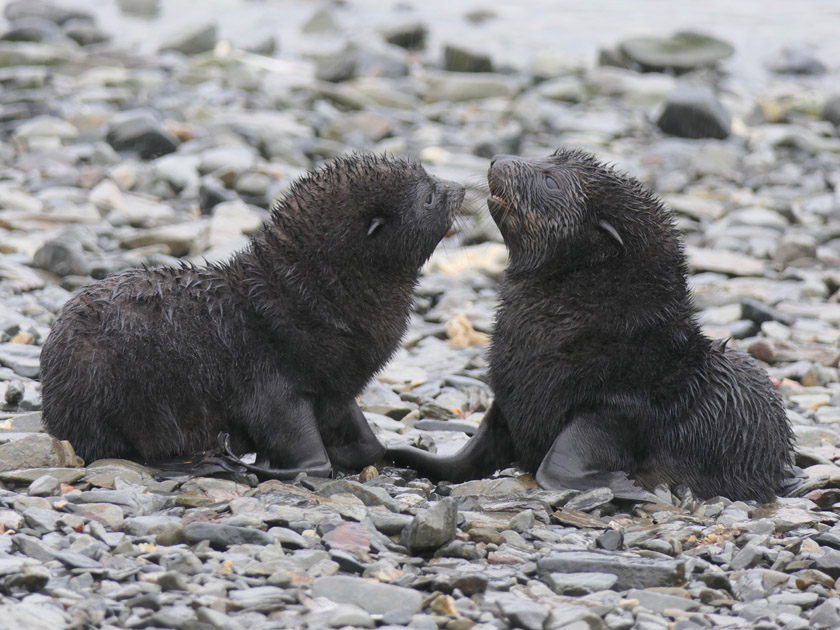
[41,154,464,479]
[389,149,795,502]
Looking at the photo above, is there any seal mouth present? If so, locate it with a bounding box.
[487,193,512,218]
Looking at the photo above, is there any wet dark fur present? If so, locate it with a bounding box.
[41,154,464,475]
[390,149,793,502]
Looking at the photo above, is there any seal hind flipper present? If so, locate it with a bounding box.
[387,403,516,482]
[535,420,663,503]
[319,401,386,473]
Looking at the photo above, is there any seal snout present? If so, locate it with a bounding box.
[440,179,465,206]
[487,155,517,215]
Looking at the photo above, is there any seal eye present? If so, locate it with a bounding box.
[367,217,385,236]
[425,191,435,207]
[545,176,560,191]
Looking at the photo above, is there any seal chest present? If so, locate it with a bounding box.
[40,154,465,478]
[390,149,793,502]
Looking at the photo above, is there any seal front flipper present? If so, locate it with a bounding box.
[237,374,333,479]
[535,418,663,503]
[318,400,386,473]
[387,403,516,482]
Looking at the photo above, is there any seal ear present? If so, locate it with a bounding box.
[367,217,385,236]
[598,220,624,249]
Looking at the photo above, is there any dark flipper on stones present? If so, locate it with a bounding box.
[319,400,386,474]
[150,433,333,482]
[386,403,516,483]
[535,417,665,503]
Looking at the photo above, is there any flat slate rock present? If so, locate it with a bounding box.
[618,31,734,72]
[537,550,689,590]
[184,521,273,549]
[311,575,423,614]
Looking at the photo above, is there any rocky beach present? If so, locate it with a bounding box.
[1,1,840,629]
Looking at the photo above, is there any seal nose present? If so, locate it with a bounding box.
[440,179,465,201]
[490,154,518,167]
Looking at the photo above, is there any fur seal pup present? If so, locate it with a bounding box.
[41,154,464,478]
[389,149,794,502]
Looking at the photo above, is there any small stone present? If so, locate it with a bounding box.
[824,96,840,127]
[116,0,159,17]
[120,221,205,257]
[812,548,840,578]
[33,239,91,278]
[160,22,217,55]
[430,593,459,617]
[730,545,764,570]
[4,379,25,405]
[509,509,535,533]
[311,576,423,614]
[450,573,489,596]
[538,550,688,590]
[367,509,413,535]
[322,522,370,558]
[401,497,457,553]
[27,474,61,497]
[63,21,110,46]
[618,31,734,73]
[811,599,840,628]
[444,44,492,73]
[657,85,731,139]
[270,526,307,549]
[767,46,827,75]
[156,570,189,591]
[327,604,375,628]
[382,21,427,50]
[106,110,178,159]
[564,487,614,512]
[70,502,124,531]
[497,598,549,630]
[14,115,78,141]
[228,585,293,611]
[318,479,399,512]
[0,467,85,485]
[22,507,61,533]
[198,178,237,215]
[425,72,517,103]
[184,522,273,549]
[301,6,339,34]
[0,433,79,472]
[686,246,765,276]
[626,588,700,613]
[314,51,357,83]
[547,572,618,595]
[596,529,624,551]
